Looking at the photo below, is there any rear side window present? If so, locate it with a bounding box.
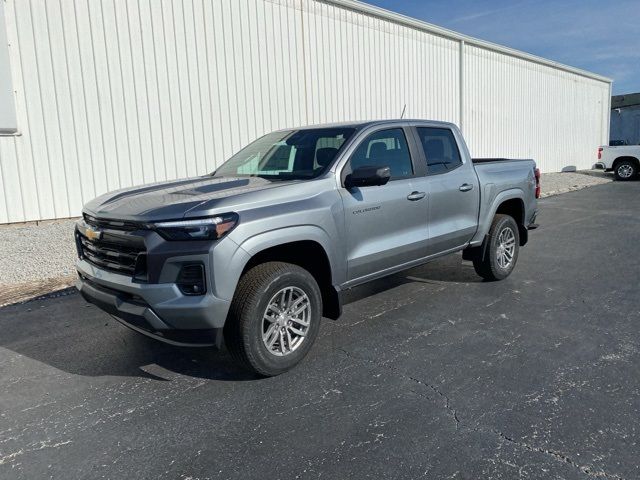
[348,128,413,179]
[416,127,462,175]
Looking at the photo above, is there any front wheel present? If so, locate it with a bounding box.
[473,214,520,281]
[614,160,638,181]
[224,262,322,376]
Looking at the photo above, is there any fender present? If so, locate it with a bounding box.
[236,224,344,286]
[470,187,525,246]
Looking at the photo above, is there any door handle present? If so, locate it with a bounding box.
[407,191,426,201]
[459,183,474,192]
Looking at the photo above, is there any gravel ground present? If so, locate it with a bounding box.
[0,220,77,286]
[0,170,616,292]
[540,170,611,197]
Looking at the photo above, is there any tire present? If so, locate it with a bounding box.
[614,160,638,181]
[473,214,520,281]
[224,261,322,376]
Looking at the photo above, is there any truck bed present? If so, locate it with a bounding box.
[472,158,534,164]
[470,157,537,246]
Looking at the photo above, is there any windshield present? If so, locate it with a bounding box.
[213,128,356,180]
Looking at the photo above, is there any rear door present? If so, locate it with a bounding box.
[411,126,480,255]
[339,127,429,282]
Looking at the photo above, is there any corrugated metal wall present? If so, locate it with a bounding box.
[463,45,611,173]
[0,0,611,224]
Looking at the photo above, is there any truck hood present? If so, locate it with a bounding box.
[84,176,296,221]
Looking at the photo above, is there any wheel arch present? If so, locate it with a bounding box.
[613,156,640,172]
[474,189,528,247]
[495,197,527,246]
[237,227,342,320]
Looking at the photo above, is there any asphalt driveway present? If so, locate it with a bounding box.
[1,182,638,480]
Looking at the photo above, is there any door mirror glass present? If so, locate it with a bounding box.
[345,165,391,188]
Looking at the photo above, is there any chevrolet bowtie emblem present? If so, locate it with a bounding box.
[85,226,102,241]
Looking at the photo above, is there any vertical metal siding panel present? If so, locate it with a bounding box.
[247,1,267,135]
[0,137,25,223]
[32,0,72,218]
[113,0,144,186]
[202,0,225,160]
[138,1,166,180]
[282,1,297,128]
[191,0,216,172]
[75,1,110,194]
[88,0,122,191]
[156,0,184,178]
[228,0,248,147]
[0,137,13,223]
[101,0,134,188]
[209,1,232,161]
[57,0,94,204]
[43,0,83,213]
[127,1,156,184]
[0,141,12,223]
[14,0,58,219]
[148,0,176,180]
[235,0,256,143]
[3,1,37,221]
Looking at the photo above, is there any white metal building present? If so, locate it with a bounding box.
[0,0,612,224]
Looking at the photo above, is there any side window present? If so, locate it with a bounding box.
[416,127,463,175]
[348,128,413,180]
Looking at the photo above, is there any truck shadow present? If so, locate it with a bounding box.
[0,255,479,382]
[0,291,258,382]
[341,254,482,305]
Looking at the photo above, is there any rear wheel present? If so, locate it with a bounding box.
[614,159,638,181]
[224,262,322,376]
[473,214,520,281]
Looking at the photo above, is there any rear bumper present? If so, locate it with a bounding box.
[527,209,539,230]
[76,258,230,347]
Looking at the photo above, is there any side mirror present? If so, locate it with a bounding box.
[345,166,391,188]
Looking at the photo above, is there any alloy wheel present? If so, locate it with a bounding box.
[618,164,634,179]
[261,286,311,356]
[496,227,516,269]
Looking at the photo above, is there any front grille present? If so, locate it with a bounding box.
[83,213,143,231]
[77,218,147,277]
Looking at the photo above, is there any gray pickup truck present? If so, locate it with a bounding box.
[76,120,539,375]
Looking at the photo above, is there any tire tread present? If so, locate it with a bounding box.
[225,262,318,376]
[473,214,519,281]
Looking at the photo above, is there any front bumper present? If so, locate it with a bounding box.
[76,258,230,347]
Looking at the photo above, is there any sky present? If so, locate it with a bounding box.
[366,0,640,95]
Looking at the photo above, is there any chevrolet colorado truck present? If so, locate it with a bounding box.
[76,120,539,376]
[596,144,640,180]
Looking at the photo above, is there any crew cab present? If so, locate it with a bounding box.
[75,120,539,376]
[596,145,640,180]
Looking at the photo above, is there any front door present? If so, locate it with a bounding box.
[339,127,428,282]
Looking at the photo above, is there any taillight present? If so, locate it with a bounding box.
[597,147,603,160]
[534,167,541,199]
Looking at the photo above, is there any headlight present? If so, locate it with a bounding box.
[152,213,239,241]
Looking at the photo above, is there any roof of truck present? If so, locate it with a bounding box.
[282,119,456,131]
